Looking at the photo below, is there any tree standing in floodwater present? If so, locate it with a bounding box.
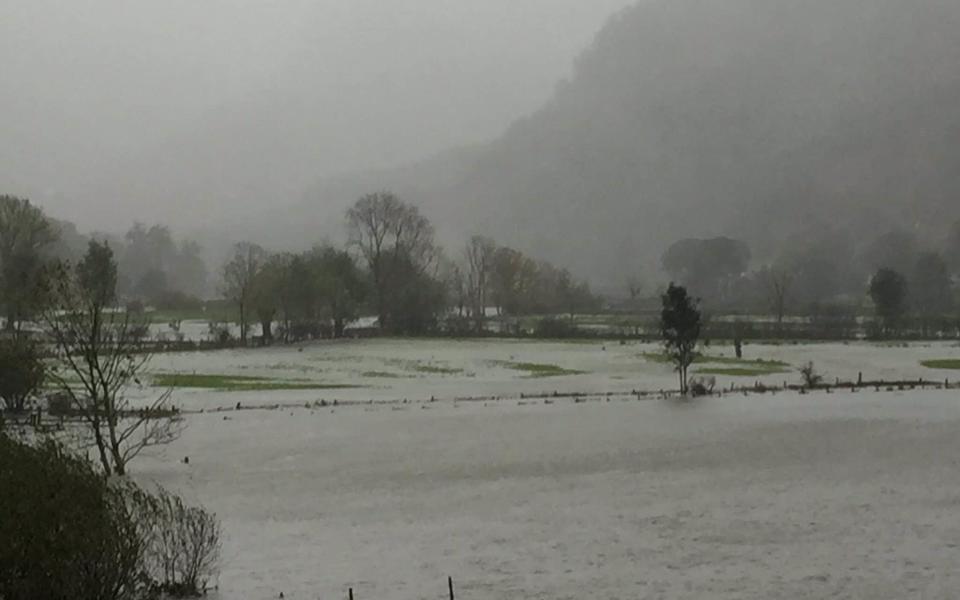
[660,283,702,396]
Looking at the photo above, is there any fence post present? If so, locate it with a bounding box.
[349,587,354,600]
[448,576,455,600]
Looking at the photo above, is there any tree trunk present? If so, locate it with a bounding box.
[91,416,113,476]
[239,302,247,343]
[106,406,126,476]
[261,319,273,344]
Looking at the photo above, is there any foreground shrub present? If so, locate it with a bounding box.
[688,375,716,397]
[138,486,222,597]
[0,436,149,600]
[0,434,222,599]
[799,361,823,388]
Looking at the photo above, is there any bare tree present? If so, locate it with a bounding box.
[761,267,793,327]
[627,276,643,305]
[490,246,538,316]
[43,241,183,476]
[346,192,437,331]
[464,235,496,332]
[624,276,644,335]
[221,241,267,343]
[449,262,467,317]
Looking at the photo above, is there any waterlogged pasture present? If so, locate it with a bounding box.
[136,338,960,411]
[129,339,960,598]
[137,389,960,599]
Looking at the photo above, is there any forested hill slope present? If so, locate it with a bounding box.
[279,0,960,285]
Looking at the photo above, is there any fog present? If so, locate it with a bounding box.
[3,0,960,295]
[0,0,634,230]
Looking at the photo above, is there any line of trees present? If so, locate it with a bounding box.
[660,226,959,334]
[221,192,600,339]
[221,242,368,343]
[450,236,601,334]
[0,195,211,336]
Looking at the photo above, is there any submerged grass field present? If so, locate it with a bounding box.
[137,389,960,599]
[136,338,956,410]
[696,366,789,377]
[642,352,791,377]
[488,360,586,378]
[152,373,360,392]
[921,359,960,370]
[414,364,464,375]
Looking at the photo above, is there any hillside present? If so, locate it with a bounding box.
[252,0,960,287]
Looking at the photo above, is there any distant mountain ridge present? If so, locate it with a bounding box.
[250,0,960,287]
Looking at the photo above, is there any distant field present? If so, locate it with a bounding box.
[132,339,960,412]
[152,373,359,392]
[146,301,238,324]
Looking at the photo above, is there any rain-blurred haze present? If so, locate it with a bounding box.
[4,0,960,288]
[0,0,634,230]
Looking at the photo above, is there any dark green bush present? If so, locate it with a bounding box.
[0,435,222,599]
[533,317,580,339]
[0,436,149,600]
[0,338,45,413]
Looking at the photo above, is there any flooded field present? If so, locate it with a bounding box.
[131,339,960,599]
[138,338,960,410]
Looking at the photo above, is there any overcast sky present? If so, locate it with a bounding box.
[0,0,635,231]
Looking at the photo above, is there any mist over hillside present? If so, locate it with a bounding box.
[252,0,960,289]
[1,0,633,232]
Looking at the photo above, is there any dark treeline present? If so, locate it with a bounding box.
[657,225,960,337]
[0,195,210,333]
[0,192,600,341]
[220,191,601,342]
[4,190,959,342]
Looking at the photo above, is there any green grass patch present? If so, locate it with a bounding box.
[414,364,464,375]
[701,355,789,368]
[921,359,960,370]
[147,300,239,324]
[380,358,466,375]
[643,352,790,376]
[642,352,788,368]
[489,360,585,378]
[152,373,359,391]
[696,366,788,377]
[361,371,412,379]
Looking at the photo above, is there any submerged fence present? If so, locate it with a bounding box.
[345,576,457,600]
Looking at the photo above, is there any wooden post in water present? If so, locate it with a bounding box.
[349,587,354,600]
[448,576,455,600]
